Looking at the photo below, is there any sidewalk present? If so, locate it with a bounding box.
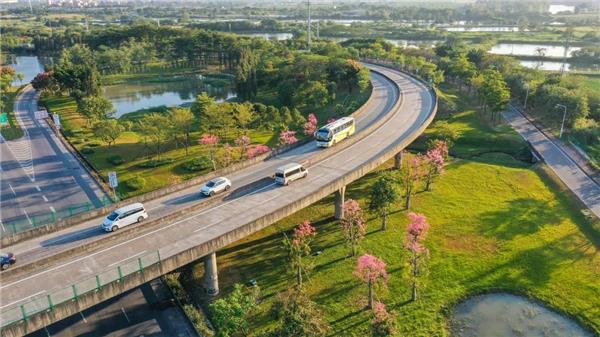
[503,105,600,219]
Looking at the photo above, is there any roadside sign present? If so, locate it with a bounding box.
[35,110,48,120]
[0,113,8,127]
[52,113,61,129]
[108,171,118,188]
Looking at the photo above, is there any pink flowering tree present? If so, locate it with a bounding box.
[372,301,396,337]
[400,154,424,210]
[424,140,449,191]
[235,135,251,160]
[279,130,298,146]
[327,117,337,124]
[246,144,270,159]
[340,199,366,256]
[199,134,219,170]
[303,113,318,136]
[282,221,317,288]
[405,212,430,301]
[354,254,389,309]
[222,143,234,167]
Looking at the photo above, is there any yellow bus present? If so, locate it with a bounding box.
[314,117,356,148]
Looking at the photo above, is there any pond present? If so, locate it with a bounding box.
[489,43,581,58]
[7,55,54,86]
[103,76,236,118]
[519,60,600,72]
[239,32,294,40]
[445,26,522,32]
[450,293,594,337]
[549,5,575,14]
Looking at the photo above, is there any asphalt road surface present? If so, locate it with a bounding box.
[0,85,106,232]
[26,278,198,337]
[0,64,435,327]
[503,106,600,218]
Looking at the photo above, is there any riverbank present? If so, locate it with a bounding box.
[0,86,24,141]
[182,86,600,336]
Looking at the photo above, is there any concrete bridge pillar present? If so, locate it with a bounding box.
[334,186,346,220]
[204,252,219,296]
[394,151,403,169]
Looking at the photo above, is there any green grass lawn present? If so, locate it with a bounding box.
[0,86,25,140]
[183,89,600,336]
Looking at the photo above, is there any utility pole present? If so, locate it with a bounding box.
[555,104,567,138]
[306,0,311,51]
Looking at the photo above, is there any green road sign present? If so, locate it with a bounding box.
[0,113,8,126]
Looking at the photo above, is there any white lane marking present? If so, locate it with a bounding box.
[121,307,130,322]
[80,312,87,323]
[8,183,16,196]
[0,291,46,309]
[107,250,147,267]
[42,195,48,202]
[35,185,41,192]
[49,206,56,213]
[23,210,32,225]
[0,221,5,232]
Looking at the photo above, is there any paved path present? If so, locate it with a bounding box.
[503,106,600,218]
[0,85,106,233]
[0,65,434,330]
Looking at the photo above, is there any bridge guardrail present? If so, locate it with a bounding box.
[0,251,161,329]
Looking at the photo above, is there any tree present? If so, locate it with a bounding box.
[354,254,389,309]
[405,212,430,301]
[137,113,170,160]
[479,68,511,122]
[424,140,448,191]
[282,221,317,288]
[247,144,270,159]
[92,119,124,147]
[303,113,318,136]
[340,199,366,256]
[298,81,329,109]
[279,130,298,146]
[53,44,100,98]
[78,95,115,126]
[371,301,396,337]
[0,66,17,92]
[191,92,215,118]
[235,135,251,160]
[368,174,398,231]
[400,154,424,210]
[270,288,330,337]
[199,134,219,170]
[209,283,258,337]
[31,71,58,93]
[169,108,194,155]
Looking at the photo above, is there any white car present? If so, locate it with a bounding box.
[101,203,148,232]
[201,177,232,196]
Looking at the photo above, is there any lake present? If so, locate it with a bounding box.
[520,60,600,72]
[445,26,522,32]
[8,55,54,86]
[489,43,581,58]
[450,293,593,337]
[239,32,294,40]
[549,5,575,14]
[103,77,236,118]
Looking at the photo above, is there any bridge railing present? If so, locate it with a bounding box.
[0,195,114,237]
[0,250,161,329]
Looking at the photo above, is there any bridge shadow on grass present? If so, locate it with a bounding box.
[476,198,564,241]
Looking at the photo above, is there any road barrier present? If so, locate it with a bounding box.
[0,250,161,332]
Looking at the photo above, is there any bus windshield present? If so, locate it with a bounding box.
[315,129,331,141]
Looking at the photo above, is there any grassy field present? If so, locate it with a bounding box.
[0,86,24,140]
[183,88,600,336]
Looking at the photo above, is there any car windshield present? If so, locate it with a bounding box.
[206,181,216,187]
[316,129,330,141]
[275,172,284,178]
[107,212,119,221]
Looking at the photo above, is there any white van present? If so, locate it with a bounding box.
[101,203,148,232]
[275,163,308,185]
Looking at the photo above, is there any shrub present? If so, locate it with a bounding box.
[80,147,94,154]
[182,156,212,172]
[138,157,174,168]
[125,176,146,190]
[107,155,125,165]
[86,141,102,148]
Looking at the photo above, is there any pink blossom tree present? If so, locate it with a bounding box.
[327,117,337,124]
[400,154,424,210]
[303,113,318,136]
[235,135,251,160]
[424,140,448,191]
[405,212,430,301]
[282,221,317,288]
[199,134,219,170]
[222,143,234,167]
[354,254,389,309]
[371,301,396,337]
[340,199,366,256]
[246,144,270,159]
[279,130,298,146]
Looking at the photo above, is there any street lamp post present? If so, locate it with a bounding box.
[555,104,567,138]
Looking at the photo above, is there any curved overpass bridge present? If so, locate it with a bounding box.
[0,63,436,337]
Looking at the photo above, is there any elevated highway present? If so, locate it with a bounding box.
[0,63,437,337]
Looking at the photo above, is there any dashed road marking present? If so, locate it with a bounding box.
[80,312,87,323]
[0,291,46,309]
[8,183,16,196]
[49,206,56,213]
[23,210,32,225]
[121,307,130,323]
[35,185,41,192]
[42,195,48,202]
